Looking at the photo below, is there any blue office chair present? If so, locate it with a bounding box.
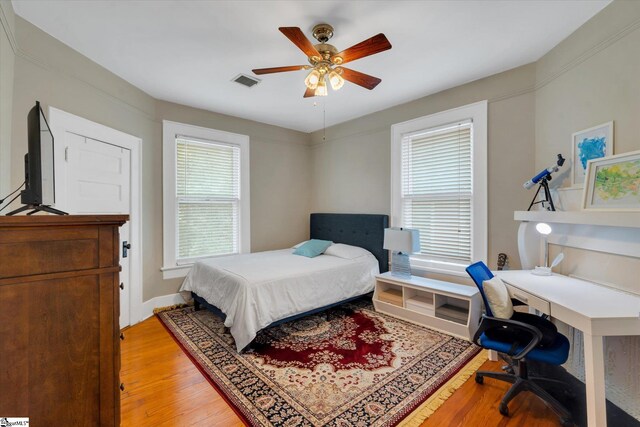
[466,261,573,426]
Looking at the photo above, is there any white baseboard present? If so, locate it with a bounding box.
[140,293,187,321]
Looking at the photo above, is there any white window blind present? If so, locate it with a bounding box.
[401,121,473,264]
[176,137,240,262]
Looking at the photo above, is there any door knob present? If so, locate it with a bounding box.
[119,282,124,290]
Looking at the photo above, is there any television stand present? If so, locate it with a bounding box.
[6,204,68,216]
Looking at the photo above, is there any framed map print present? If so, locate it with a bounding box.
[582,150,640,211]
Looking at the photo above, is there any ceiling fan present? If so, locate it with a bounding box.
[252,24,392,98]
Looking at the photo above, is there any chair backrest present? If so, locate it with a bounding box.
[465,261,495,317]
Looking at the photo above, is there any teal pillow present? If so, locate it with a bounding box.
[293,239,333,258]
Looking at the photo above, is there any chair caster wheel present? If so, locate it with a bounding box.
[560,417,573,427]
[475,375,484,384]
[499,402,509,416]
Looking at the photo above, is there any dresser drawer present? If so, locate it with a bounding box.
[0,226,101,278]
[505,283,551,315]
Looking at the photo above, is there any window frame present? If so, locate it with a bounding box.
[162,120,250,279]
[391,101,487,277]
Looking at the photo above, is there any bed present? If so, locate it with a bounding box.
[180,213,389,351]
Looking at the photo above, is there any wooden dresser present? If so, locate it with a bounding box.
[0,215,128,426]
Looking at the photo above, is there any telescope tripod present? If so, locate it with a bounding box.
[527,178,555,211]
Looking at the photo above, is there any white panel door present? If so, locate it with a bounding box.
[64,133,131,328]
[66,135,130,214]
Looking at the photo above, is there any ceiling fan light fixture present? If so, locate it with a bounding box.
[256,25,391,98]
[314,77,328,96]
[304,69,321,90]
[328,69,344,91]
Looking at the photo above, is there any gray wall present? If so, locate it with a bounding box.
[310,65,537,274]
[8,16,311,301]
[536,0,640,214]
[0,0,15,196]
[155,100,311,255]
[536,0,640,171]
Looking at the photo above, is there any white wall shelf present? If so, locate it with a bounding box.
[514,210,640,229]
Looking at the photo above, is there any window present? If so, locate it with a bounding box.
[391,101,487,276]
[162,121,249,279]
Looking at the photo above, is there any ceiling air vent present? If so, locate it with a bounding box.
[232,74,260,88]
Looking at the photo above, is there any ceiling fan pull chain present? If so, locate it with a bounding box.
[323,103,326,141]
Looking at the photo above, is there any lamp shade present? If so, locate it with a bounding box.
[383,228,421,254]
[535,222,552,235]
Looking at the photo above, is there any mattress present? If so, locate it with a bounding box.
[179,246,379,351]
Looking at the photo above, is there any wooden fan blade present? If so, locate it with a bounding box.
[279,27,322,60]
[303,86,316,98]
[252,65,307,75]
[333,33,392,65]
[339,67,382,90]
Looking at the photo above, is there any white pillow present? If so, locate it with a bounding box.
[324,243,371,260]
[482,276,514,319]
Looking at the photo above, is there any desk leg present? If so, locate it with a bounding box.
[584,334,606,427]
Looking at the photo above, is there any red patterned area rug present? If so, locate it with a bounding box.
[157,298,481,426]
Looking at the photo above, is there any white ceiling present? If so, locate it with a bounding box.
[13,1,610,133]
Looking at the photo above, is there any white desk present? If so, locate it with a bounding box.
[497,270,640,427]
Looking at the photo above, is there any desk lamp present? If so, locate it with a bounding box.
[384,228,420,278]
[532,222,552,275]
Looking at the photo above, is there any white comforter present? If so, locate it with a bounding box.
[180,248,378,351]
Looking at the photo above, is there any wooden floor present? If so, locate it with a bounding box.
[121,316,561,427]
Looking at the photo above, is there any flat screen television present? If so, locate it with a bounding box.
[6,101,67,215]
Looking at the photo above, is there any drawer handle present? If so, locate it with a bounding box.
[120,333,125,341]
[119,283,124,290]
[512,293,529,303]
[120,383,125,391]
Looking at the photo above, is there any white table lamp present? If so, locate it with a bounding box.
[384,228,420,278]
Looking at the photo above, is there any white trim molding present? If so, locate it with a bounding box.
[162,120,250,279]
[141,293,186,321]
[390,100,488,275]
[160,265,193,280]
[0,1,17,54]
